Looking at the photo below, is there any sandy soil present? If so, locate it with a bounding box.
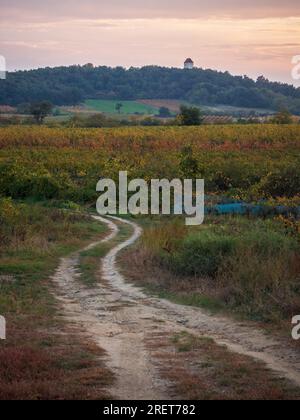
[51,216,300,399]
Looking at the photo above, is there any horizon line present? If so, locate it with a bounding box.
[5,63,299,88]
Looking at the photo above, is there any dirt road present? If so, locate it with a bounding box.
[52,216,300,399]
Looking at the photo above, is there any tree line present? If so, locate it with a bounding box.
[0,65,300,113]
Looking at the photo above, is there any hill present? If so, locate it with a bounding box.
[1,65,300,114]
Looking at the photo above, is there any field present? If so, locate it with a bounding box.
[0,124,300,399]
[2,100,276,125]
[0,125,299,204]
[137,99,275,115]
[84,99,159,115]
[84,99,273,116]
[0,124,299,320]
[137,99,188,113]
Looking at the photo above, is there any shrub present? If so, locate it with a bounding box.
[216,227,300,320]
[169,232,236,277]
[0,201,91,253]
[258,165,300,198]
[217,248,300,321]
[141,217,300,322]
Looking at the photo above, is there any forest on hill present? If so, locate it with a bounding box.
[1,65,300,113]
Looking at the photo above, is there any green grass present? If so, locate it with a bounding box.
[85,99,275,117]
[144,285,224,314]
[79,243,111,287]
[84,99,159,115]
[0,200,108,314]
[0,212,108,317]
[79,222,132,287]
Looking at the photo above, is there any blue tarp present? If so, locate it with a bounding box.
[205,202,300,217]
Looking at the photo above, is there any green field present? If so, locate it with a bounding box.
[84,99,276,117]
[85,99,159,115]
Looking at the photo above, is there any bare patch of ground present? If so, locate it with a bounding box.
[137,99,182,113]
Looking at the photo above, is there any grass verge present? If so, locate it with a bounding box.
[0,201,114,399]
[146,331,300,400]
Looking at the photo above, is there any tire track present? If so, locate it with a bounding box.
[52,215,300,400]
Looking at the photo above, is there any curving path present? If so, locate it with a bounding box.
[52,215,300,399]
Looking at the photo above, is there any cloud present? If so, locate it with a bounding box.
[1,2,300,85]
[1,40,62,50]
[1,0,300,22]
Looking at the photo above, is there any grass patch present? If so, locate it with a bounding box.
[79,243,111,287]
[163,331,300,399]
[0,201,113,399]
[145,285,224,314]
[120,215,300,324]
[79,222,132,287]
[85,99,158,115]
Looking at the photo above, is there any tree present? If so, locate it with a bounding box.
[115,103,123,114]
[158,107,171,118]
[271,110,293,124]
[30,101,53,124]
[2,65,300,114]
[179,105,203,126]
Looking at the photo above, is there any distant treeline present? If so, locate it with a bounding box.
[1,65,300,113]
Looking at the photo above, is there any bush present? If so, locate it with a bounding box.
[0,200,90,253]
[216,226,300,320]
[218,248,300,321]
[141,217,300,322]
[258,165,300,198]
[165,231,236,277]
[179,105,203,126]
[0,163,74,200]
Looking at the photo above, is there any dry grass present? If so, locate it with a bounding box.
[137,99,182,113]
[124,217,300,324]
[0,202,114,400]
[142,220,187,256]
[146,331,300,400]
[217,248,300,321]
[119,245,222,309]
[0,321,113,400]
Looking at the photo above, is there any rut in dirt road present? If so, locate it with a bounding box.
[52,216,172,400]
[52,215,300,399]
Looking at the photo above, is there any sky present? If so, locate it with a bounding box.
[0,0,300,85]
